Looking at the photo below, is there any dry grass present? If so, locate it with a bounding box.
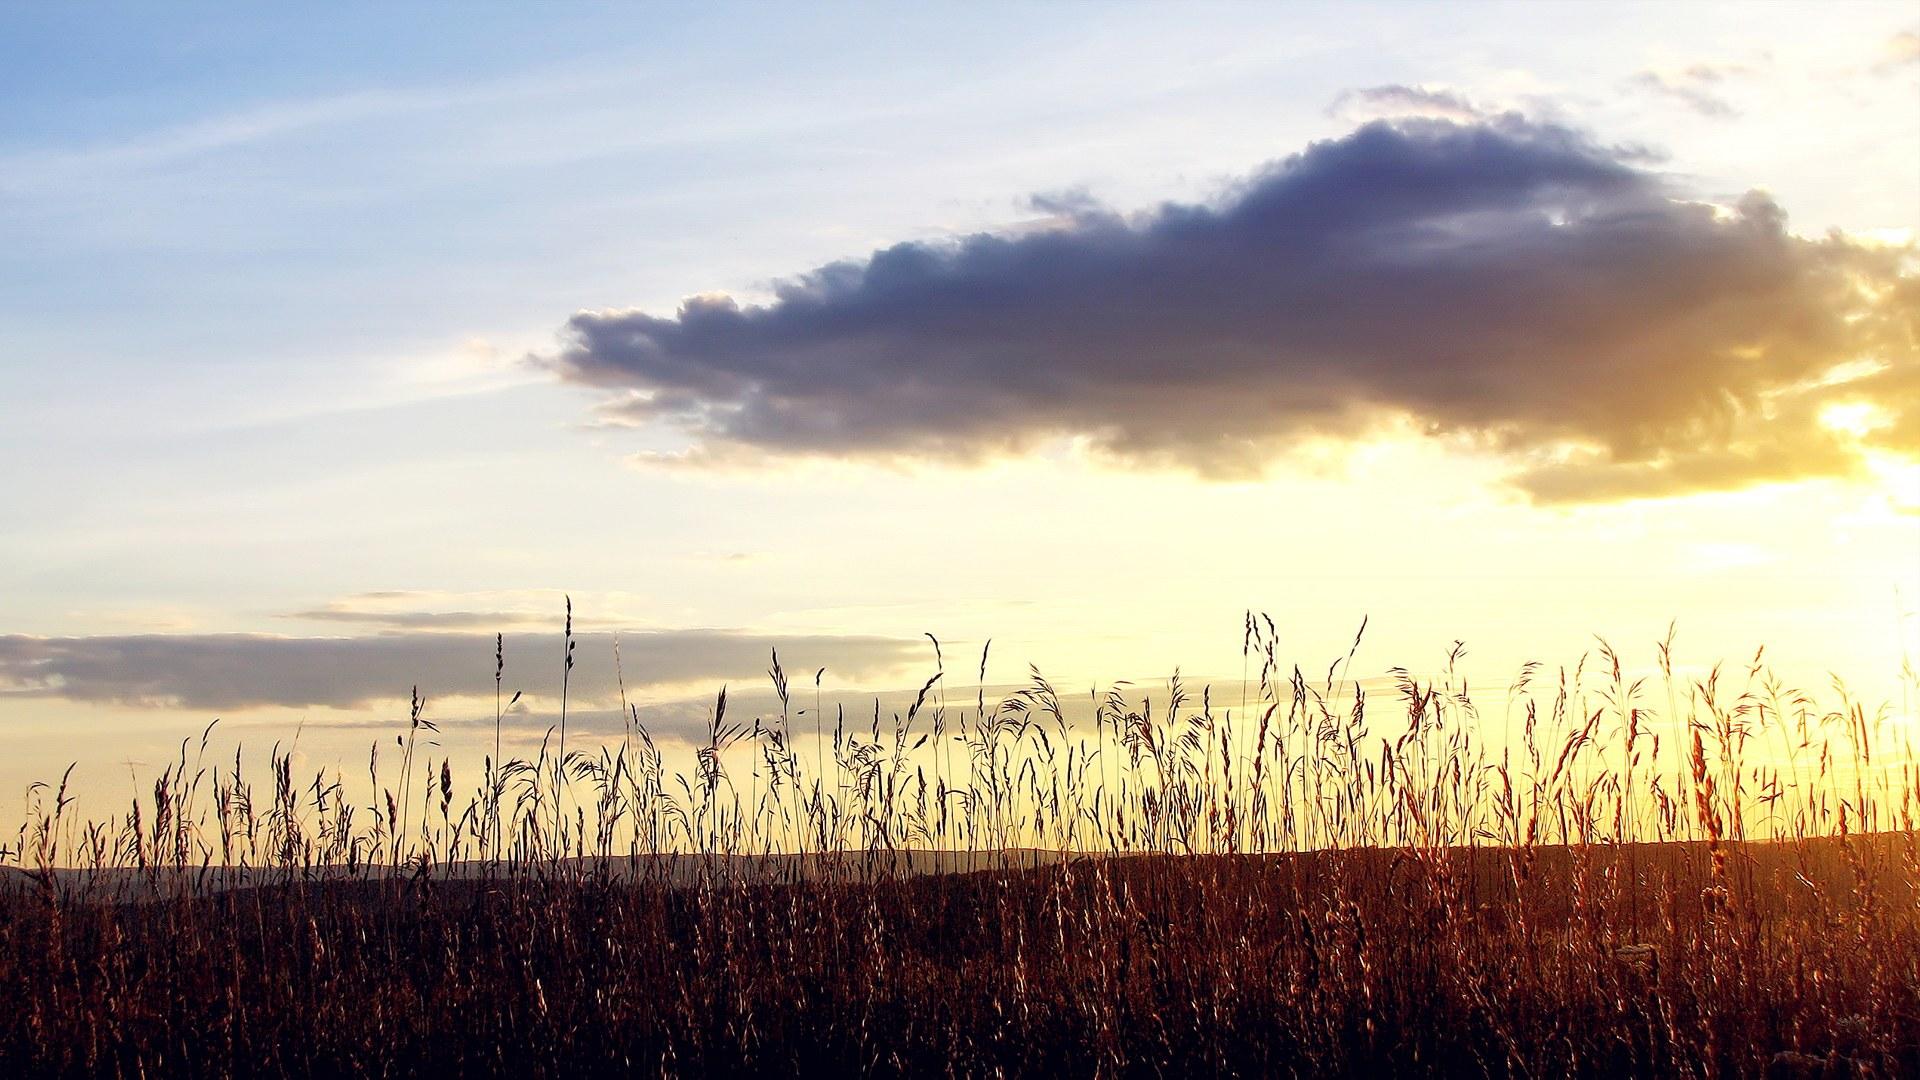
[1,614,1916,1077]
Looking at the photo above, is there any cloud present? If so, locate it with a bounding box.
[1329,85,1488,123]
[550,116,1917,503]
[282,591,656,632]
[1877,30,1920,73]
[0,630,923,712]
[1628,65,1747,118]
[286,608,553,631]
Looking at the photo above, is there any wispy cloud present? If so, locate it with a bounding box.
[1329,84,1488,123]
[1628,63,1756,118]
[550,115,1916,503]
[286,609,551,632]
[1876,30,1920,73]
[0,62,650,197]
[281,591,652,633]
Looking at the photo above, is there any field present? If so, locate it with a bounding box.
[3,621,1916,1077]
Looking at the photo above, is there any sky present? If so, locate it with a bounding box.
[2,3,1917,812]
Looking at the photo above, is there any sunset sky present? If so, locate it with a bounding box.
[2,4,1916,808]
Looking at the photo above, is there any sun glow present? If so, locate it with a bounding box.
[1820,400,1891,439]
[1864,450,1920,511]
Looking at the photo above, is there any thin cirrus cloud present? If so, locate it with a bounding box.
[286,608,555,632]
[0,630,923,712]
[1328,84,1489,123]
[1627,65,1749,118]
[550,114,1915,504]
[282,591,656,633]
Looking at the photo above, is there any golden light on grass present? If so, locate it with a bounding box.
[1,620,1915,1074]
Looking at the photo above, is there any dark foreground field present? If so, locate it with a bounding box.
[3,838,1916,1078]
[5,627,1917,1076]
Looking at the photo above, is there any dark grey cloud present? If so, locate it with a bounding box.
[551,116,1916,502]
[0,630,922,712]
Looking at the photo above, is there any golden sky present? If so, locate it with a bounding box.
[0,4,1915,815]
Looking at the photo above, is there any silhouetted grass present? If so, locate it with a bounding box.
[2,614,1915,1076]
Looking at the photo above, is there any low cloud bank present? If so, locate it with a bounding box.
[0,630,922,712]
